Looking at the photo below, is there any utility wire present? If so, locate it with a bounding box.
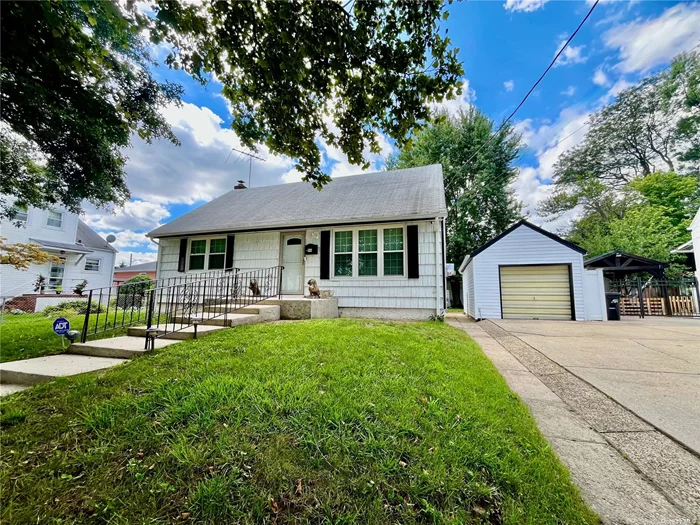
[447,0,600,190]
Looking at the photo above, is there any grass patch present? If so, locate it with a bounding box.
[0,319,597,524]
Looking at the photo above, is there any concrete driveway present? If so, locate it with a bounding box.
[492,316,700,455]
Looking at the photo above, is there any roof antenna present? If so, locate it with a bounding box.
[225,147,266,187]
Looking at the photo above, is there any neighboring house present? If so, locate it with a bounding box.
[1,200,117,303]
[113,261,157,285]
[459,220,606,321]
[672,207,700,284]
[148,166,447,319]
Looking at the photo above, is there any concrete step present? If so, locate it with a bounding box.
[0,384,29,397]
[127,323,228,340]
[69,336,179,359]
[0,354,128,386]
[201,304,281,321]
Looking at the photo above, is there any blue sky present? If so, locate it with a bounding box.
[85,0,700,265]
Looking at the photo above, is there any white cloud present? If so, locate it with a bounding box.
[429,79,475,117]
[553,40,587,67]
[82,201,171,232]
[600,78,635,104]
[561,86,576,97]
[604,3,700,74]
[504,0,549,13]
[592,67,609,86]
[114,249,158,268]
[504,80,515,92]
[511,107,591,230]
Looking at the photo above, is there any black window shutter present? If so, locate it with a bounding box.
[320,230,331,280]
[407,225,419,279]
[225,235,235,271]
[177,238,188,273]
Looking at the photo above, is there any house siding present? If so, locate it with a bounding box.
[471,225,586,320]
[156,220,444,319]
[464,262,475,318]
[0,201,115,297]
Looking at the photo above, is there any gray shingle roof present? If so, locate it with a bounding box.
[76,220,118,252]
[149,165,447,238]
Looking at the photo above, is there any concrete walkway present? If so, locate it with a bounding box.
[0,306,280,396]
[447,313,700,525]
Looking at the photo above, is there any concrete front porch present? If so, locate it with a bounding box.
[260,296,339,320]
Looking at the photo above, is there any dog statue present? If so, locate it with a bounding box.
[307,279,321,298]
[249,279,261,296]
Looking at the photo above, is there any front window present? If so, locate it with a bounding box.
[334,231,353,277]
[84,258,101,272]
[49,258,66,289]
[358,229,378,276]
[189,238,227,271]
[208,238,226,270]
[331,226,406,278]
[383,227,404,276]
[47,210,63,228]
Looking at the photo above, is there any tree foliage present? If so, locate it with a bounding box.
[0,0,183,221]
[389,108,522,262]
[148,0,463,187]
[539,51,700,221]
[0,238,60,270]
[566,172,700,263]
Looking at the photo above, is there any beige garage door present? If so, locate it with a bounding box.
[499,265,573,320]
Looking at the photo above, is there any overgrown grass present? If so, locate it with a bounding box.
[0,319,598,524]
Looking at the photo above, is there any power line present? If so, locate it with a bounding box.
[460,0,600,169]
[444,0,600,195]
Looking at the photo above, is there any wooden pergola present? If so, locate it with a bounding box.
[583,250,669,279]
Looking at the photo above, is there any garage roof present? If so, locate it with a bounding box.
[459,220,586,272]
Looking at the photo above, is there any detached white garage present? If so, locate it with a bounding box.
[459,220,602,321]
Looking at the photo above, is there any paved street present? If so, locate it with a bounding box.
[492,316,700,455]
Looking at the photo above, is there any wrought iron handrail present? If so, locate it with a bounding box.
[143,265,284,344]
[80,266,239,342]
[80,266,284,343]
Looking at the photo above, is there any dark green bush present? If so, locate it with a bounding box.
[42,300,104,317]
[115,274,155,309]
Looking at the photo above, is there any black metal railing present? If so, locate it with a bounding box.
[80,266,284,343]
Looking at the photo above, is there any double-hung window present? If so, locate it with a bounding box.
[189,238,226,271]
[332,225,406,278]
[47,210,63,228]
[334,231,353,277]
[84,258,101,272]
[383,227,404,276]
[358,229,378,276]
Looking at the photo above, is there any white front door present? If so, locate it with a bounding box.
[281,234,304,294]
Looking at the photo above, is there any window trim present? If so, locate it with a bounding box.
[330,223,408,280]
[46,209,64,229]
[187,236,227,272]
[84,257,101,272]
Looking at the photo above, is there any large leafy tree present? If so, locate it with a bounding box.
[2,1,463,219]
[539,50,700,221]
[148,0,463,187]
[388,108,522,262]
[1,1,183,221]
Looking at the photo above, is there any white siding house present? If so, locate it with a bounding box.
[150,166,447,320]
[1,199,117,304]
[459,220,595,321]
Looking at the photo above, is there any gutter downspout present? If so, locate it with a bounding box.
[435,217,441,317]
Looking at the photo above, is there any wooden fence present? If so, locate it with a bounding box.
[620,296,697,316]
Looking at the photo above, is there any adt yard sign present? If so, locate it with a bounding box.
[53,317,70,335]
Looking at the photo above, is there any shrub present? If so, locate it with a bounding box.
[42,300,104,317]
[115,274,154,309]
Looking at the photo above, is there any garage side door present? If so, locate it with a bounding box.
[499,265,573,320]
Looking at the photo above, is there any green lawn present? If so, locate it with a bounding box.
[0,319,597,524]
[0,310,150,363]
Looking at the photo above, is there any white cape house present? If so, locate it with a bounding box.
[148,165,448,320]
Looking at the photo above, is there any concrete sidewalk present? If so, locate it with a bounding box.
[447,314,699,525]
